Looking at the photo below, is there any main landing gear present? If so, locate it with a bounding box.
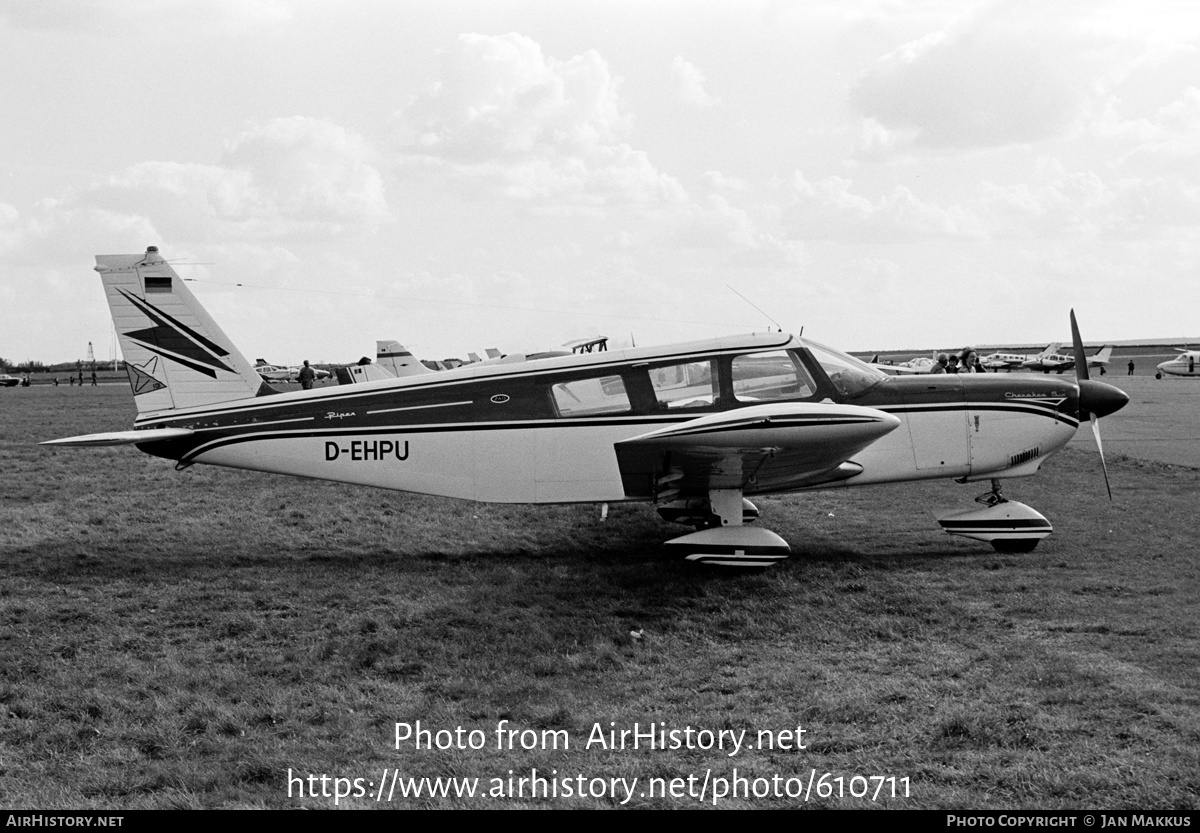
[657,479,1052,566]
[936,479,1052,554]
[659,489,791,568]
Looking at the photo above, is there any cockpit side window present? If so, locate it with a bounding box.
[803,340,888,398]
[731,350,815,402]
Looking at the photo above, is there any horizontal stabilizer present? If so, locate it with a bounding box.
[40,427,195,448]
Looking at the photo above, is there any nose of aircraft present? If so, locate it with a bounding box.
[1078,379,1129,419]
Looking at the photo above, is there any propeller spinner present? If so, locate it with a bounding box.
[1070,309,1129,499]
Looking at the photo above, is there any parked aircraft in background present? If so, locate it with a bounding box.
[254,360,330,383]
[45,248,1128,567]
[564,336,609,354]
[1156,348,1200,378]
[1085,346,1113,373]
[867,355,935,375]
[253,360,298,382]
[981,343,1061,372]
[365,336,609,379]
[1023,345,1113,374]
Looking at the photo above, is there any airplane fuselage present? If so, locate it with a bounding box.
[130,334,1086,504]
[1157,352,1200,377]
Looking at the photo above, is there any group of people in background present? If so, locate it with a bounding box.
[929,347,986,374]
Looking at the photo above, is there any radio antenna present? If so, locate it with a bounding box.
[727,285,784,332]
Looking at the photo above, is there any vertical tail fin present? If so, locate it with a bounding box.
[98,247,268,414]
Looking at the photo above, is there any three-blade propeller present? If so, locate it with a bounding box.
[1070,309,1128,500]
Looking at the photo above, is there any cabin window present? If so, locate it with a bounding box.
[649,360,717,409]
[731,350,815,402]
[551,375,631,416]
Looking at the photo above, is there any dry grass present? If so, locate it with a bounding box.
[0,385,1197,808]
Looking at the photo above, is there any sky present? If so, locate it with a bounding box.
[2,0,1200,366]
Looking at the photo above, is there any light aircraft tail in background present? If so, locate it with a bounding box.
[375,340,433,378]
[1088,345,1113,370]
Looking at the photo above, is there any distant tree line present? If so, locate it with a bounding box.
[1,359,126,373]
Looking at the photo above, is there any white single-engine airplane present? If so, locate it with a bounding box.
[254,359,331,383]
[866,355,934,375]
[1156,348,1200,378]
[43,249,1129,567]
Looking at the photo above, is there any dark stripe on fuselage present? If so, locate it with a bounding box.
[165,399,1075,465]
[173,417,691,462]
[883,402,1079,428]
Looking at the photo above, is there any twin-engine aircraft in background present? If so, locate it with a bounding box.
[43,248,1129,567]
[981,343,1061,372]
[1156,348,1200,377]
[1023,345,1113,374]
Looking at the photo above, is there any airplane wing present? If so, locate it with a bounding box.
[614,402,899,498]
[41,427,195,447]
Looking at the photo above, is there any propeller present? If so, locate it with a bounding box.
[1070,309,1128,500]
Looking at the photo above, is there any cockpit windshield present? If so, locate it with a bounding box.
[802,339,888,398]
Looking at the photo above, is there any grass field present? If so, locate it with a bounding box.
[1,385,1197,809]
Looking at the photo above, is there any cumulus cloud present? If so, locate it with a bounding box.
[667,195,805,267]
[701,171,748,193]
[90,117,390,240]
[0,203,19,252]
[0,196,160,267]
[221,117,391,232]
[393,33,687,212]
[671,56,720,107]
[786,170,982,240]
[979,163,1200,239]
[1109,87,1200,174]
[851,10,1091,150]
